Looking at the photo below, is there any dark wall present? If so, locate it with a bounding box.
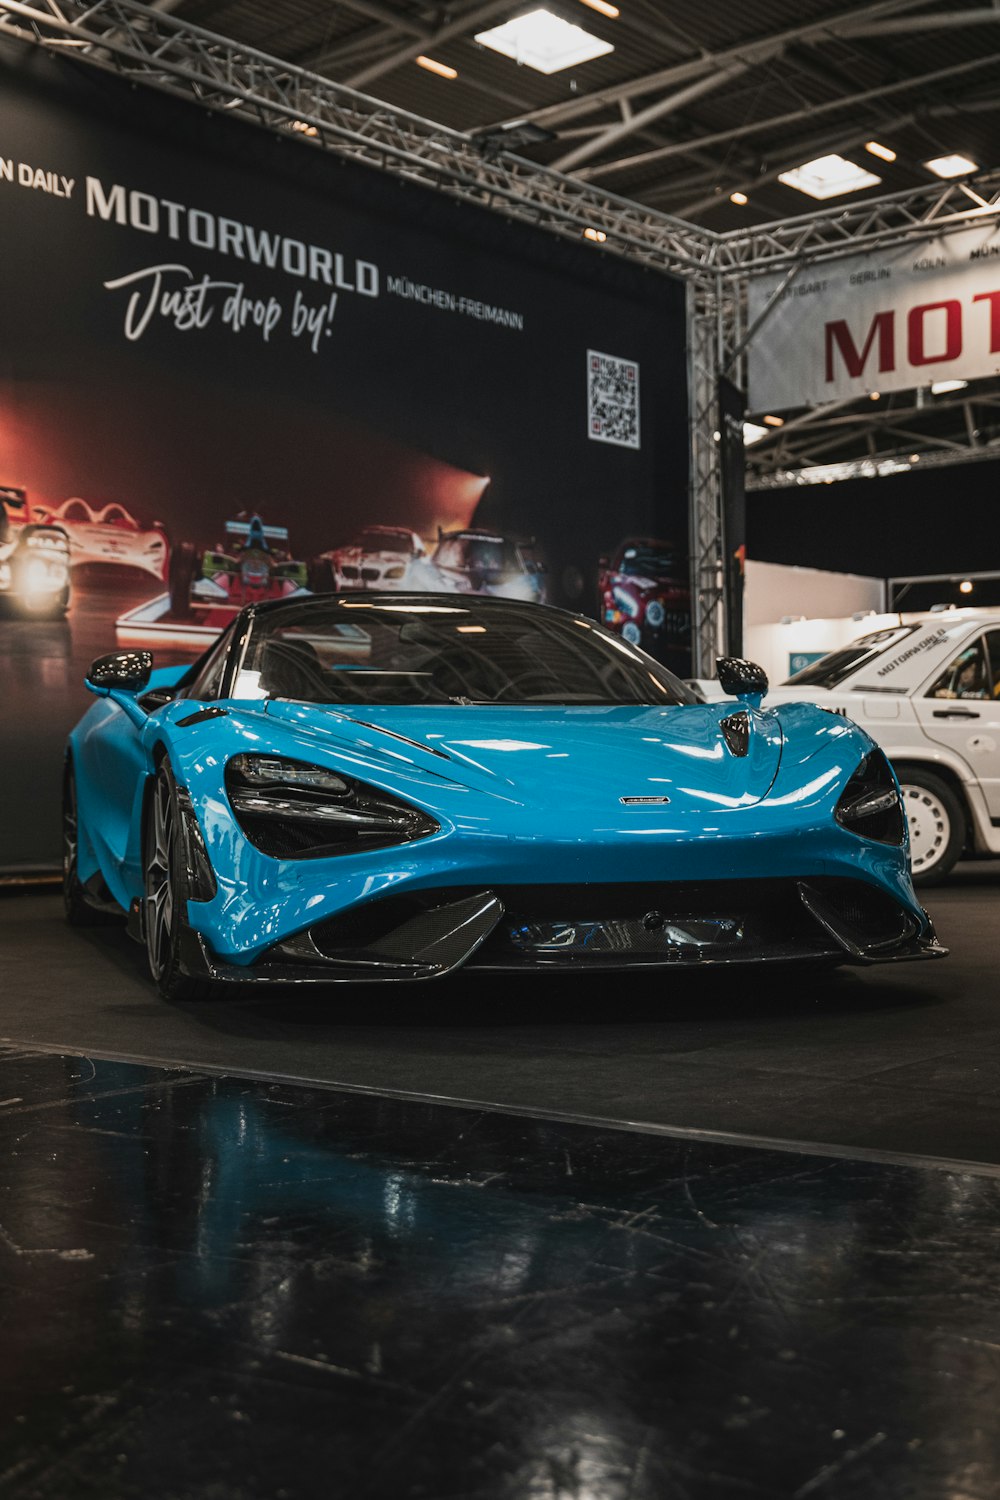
[748,459,1000,582]
[0,41,690,868]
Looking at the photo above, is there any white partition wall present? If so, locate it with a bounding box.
[743,561,887,686]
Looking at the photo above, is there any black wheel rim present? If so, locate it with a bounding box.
[145,773,175,980]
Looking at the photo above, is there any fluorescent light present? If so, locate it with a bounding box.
[415,55,458,78]
[743,422,769,445]
[865,140,896,162]
[583,226,607,242]
[778,154,881,200]
[925,153,978,178]
[931,378,969,394]
[579,0,619,15]
[730,191,748,206]
[763,414,784,427]
[476,9,614,74]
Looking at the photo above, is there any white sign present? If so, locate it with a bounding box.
[747,220,1000,410]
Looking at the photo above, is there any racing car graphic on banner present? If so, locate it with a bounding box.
[168,513,309,619]
[0,485,71,618]
[430,528,548,603]
[30,497,169,580]
[599,537,690,669]
[309,525,434,593]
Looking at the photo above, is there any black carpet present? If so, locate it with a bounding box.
[2,869,999,1163]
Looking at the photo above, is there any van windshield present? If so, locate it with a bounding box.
[783,627,914,689]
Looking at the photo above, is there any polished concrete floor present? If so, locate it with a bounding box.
[2,868,999,1164]
[3,1046,1000,1500]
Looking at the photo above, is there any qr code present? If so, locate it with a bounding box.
[587,349,640,450]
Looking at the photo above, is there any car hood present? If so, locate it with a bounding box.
[261,700,785,811]
[613,573,680,593]
[335,547,407,564]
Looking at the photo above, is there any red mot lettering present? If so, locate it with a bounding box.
[825,289,1000,383]
[825,311,895,382]
[907,299,961,365]
[973,289,1000,352]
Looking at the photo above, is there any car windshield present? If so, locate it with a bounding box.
[237,598,698,707]
[782,626,915,689]
[435,537,519,574]
[359,530,413,553]
[618,545,681,577]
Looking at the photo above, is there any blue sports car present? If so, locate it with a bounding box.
[64,593,945,999]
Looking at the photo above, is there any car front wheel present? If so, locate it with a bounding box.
[144,760,214,1001]
[897,769,965,885]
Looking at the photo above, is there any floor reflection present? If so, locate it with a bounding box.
[2,1048,1000,1498]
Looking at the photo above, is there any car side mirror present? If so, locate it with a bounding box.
[87,650,153,694]
[717,656,768,709]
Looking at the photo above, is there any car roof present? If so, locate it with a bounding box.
[438,528,509,541]
[897,606,1000,625]
[783,610,999,694]
[246,590,564,620]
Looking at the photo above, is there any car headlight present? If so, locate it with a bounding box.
[384,565,406,580]
[834,749,906,846]
[612,585,640,618]
[225,753,439,860]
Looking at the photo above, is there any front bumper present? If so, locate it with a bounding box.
[174,875,945,984]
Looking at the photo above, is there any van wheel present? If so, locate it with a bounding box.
[897,770,965,885]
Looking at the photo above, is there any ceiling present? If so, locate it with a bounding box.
[164,0,1000,232]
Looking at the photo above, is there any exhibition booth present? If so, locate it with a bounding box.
[3,3,1000,1496]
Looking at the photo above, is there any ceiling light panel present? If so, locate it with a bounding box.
[475,9,614,74]
[924,154,978,178]
[415,55,458,79]
[778,154,882,200]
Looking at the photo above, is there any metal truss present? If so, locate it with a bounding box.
[687,287,728,676]
[0,0,714,282]
[747,387,1000,490]
[711,174,1000,277]
[6,0,1000,663]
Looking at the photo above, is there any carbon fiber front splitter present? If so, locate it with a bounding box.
[174,880,946,985]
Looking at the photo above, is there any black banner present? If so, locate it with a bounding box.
[0,43,690,867]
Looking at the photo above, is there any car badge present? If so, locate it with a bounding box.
[620,795,671,805]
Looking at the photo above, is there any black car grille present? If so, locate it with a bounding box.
[306,877,915,968]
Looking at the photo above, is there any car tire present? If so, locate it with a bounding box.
[896,769,966,886]
[144,760,215,1002]
[63,761,117,926]
[168,542,198,619]
[307,556,336,594]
